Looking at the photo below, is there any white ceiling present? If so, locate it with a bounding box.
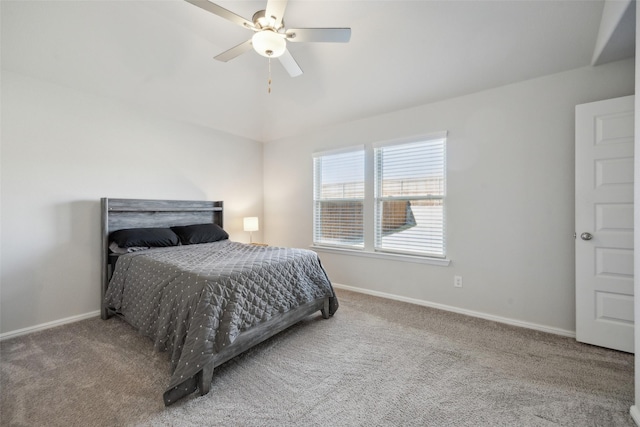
[1,0,634,142]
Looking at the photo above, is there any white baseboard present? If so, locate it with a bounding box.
[631,406,640,426]
[0,286,576,341]
[332,283,576,338]
[0,310,101,342]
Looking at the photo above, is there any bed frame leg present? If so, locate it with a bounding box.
[198,360,214,396]
[321,298,330,319]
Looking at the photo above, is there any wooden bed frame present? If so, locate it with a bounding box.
[100,198,331,405]
[101,198,224,320]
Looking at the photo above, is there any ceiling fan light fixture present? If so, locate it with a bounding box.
[184,0,351,77]
[252,30,286,58]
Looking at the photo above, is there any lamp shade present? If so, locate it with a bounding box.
[252,30,286,58]
[243,217,259,232]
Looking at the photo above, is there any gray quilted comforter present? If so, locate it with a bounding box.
[104,240,337,402]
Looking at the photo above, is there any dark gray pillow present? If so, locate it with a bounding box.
[171,223,229,245]
[110,227,179,248]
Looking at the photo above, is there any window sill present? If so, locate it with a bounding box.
[310,245,451,266]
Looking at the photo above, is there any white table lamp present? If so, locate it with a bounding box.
[243,217,259,243]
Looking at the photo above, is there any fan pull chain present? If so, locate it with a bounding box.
[268,58,272,94]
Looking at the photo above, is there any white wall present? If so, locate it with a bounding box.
[264,58,635,334]
[0,71,263,335]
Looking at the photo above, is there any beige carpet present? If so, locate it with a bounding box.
[0,289,635,426]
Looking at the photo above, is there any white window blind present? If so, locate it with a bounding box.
[374,137,446,257]
[313,148,365,248]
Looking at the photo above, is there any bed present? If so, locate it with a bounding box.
[100,198,338,406]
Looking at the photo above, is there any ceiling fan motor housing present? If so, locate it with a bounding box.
[252,10,284,31]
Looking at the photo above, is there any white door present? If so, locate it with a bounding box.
[575,95,634,353]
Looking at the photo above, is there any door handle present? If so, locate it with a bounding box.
[580,232,593,241]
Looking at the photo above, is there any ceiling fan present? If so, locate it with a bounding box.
[184,0,351,77]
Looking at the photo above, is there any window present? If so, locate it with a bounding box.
[374,138,446,257]
[313,133,447,259]
[313,148,365,248]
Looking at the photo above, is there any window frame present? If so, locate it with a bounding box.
[373,135,447,258]
[312,132,449,265]
[312,146,366,250]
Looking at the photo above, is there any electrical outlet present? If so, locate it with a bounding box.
[454,275,463,288]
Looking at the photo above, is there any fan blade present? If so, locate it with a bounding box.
[286,28,351,43]
[265,0,288,28]
[278,49,303,77]
[184,0,254,30]
[214,39,253,62]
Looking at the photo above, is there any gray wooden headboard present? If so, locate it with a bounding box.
[100,198,223,319]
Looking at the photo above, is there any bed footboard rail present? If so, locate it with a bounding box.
[163,297,331,406]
